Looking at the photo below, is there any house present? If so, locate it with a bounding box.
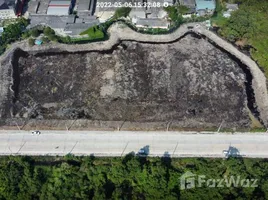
[135,18,169,29]
[77,0,95,16]
[226,3,238,11]
[179,0,196,14]
[0,0,16,20]
[223,3,238,18]
[129,7,146,19]
[195,0,215,16]
[27,1,40,14]
[46,0,72,15]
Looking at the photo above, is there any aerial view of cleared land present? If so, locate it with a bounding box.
[0,34,258,129]
[0,0,268,199]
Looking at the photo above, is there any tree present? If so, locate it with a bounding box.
[41,36,49,44]
[30,29,40,38]
[28,38,35,46]
[164,6,184,25]
[47,34,58,42]
[43,27,55,36]
[21,31,30,39]
[178,5,190,15]
[114,7,132,19]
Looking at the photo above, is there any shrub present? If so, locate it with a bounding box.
[44,27,55,36]
[30,29,40,37]
[47,34,58,42]
[114,7,131,19]
[28,38,35,46]
[21,31,31,39]
[41,36,49,44]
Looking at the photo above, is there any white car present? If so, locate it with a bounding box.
[223,150,229,156]
[32,130,41,135]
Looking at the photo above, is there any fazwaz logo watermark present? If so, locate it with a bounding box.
[180,171,258,190]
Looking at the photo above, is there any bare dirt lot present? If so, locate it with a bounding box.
[0,34,256,129]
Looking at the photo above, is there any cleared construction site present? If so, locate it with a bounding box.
[0,23,266,131]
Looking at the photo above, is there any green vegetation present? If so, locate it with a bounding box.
[164,6,184,26]
[0,18,29,54]
[114,7,132,19]
[0,155,267,199]
[178,5,190,15]
[28,38,35,46]
[213,0,268,77]
[30,28,40,38]
[80,25,105,39]
[43,26,55,36]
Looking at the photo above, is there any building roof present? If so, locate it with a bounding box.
[28,1,40,14]
[135,18,169,28]
[29,14,75,29]
[0,0,14,10]
[147,7,167,18]
[47,6,69,15]
[226,3,238,11]
[179,0,195,7]
[129,8,146,19]
[77,0,90,11]
[223,11,231,18]
[196,0,215,11]
[49,0,71,6]
[64,20,99,35]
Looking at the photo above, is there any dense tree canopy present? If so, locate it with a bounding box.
[0,156,267,199]
[215,0,268,77]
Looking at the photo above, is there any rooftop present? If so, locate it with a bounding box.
[64,20,99,35]
[47,6,70,15]
[77,0,90,11]
[196,0,215,11]
[29,14,75,29]
[226,3,238,11]
[179,0,196,6]
[48,0,71,6]
[129,8,146,19]
[28,1,40,14]
[135,18,169,28]
[0,0,15,10]
[36,0,50,14]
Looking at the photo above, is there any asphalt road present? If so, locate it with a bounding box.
[0,130,267,158]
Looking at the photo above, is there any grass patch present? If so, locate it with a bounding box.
[79,25,105,39]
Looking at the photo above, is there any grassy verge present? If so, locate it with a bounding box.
[79,25,105,39]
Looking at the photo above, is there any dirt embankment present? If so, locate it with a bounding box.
[0,33,259,130]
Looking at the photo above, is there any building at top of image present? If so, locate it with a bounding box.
[195,0,215,16]
[46,0,73,15]
[77,0,95,16]
[179,0,196,14]
[0,0,17,20]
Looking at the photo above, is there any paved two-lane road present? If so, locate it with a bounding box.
[0,130,267,158]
